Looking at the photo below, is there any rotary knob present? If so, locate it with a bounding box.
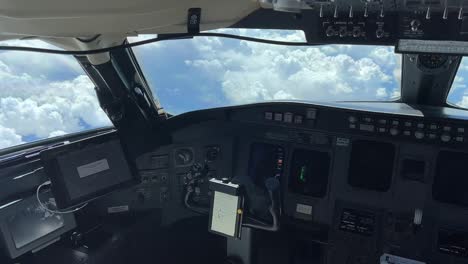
[441,134,451,142]
[415,131,425,139]
[390,127,399,136]
[410,19,421,32]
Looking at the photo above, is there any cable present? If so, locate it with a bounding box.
[183,162,211,214]
[242,190,279,232]
[184,190,209,214]
[0,32,314,55]
[36,180,87,214]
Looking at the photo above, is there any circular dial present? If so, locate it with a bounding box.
[419,54,448,69]
[174,148,194,166]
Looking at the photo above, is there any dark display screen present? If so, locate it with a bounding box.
[42,134,135,209]
[348,140,395,192]
[289,149,330,197]
[247,143,284,188]
[438,229,468,258]
[339,208,375,236]
[433,151,468,207]
[7,193,64,249]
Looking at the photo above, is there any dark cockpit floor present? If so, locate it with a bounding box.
[10,213,226,264]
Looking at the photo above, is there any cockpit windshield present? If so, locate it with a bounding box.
[448,57,468,109]
[130,29,402,114]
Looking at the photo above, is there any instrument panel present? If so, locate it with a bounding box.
[129,101,468,264]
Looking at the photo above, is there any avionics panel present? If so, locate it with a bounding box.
[158,102,468,264]
[348,140,395,192]
[0,192,76,259]
[438,228,468,258]
[433,150,468,207]
[41,132,135,209]
[289,148,330,198]
[248,143,284,188]
[329,201,383,264]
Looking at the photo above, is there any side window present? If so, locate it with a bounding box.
[447,57,468,108]
[0,40,111,149]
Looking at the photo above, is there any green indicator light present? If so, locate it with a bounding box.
[299,166,307,183]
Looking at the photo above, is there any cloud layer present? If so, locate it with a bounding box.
[132,29,401,114]
[0,40,110,149]
[2,31,468,149]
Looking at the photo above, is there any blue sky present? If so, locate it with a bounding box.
[0,29,466,148]
[131,29,402,114]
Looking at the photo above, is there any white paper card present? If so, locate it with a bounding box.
[210,191,239,237]
[77,159,109,178]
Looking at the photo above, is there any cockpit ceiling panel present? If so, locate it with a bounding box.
[0,0,259,40]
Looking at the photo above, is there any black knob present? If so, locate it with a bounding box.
[410,19,421,32]
[376,29,385,39]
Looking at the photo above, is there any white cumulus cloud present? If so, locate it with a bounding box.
[0,126,23,149]
[184,30,401,104]
[0,40,111,149]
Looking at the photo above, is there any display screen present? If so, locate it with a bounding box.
[7,193,64,249]
[289,149,330,197]
[438,229,468,258]
[433,151,468,207]
[42,135,135,209]
[348,140,395,192]
[247,143,284,188]
[339,208,375,236]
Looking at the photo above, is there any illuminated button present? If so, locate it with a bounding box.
[456,136,464,142]
[265,112,273,120]
[458,127,465,133]
[378,119,388,125]
[403,130,411,136]
[429,124,438,130]
[294,115,303,124]
[306,109,317,119]
[378,127,387,133]
[348,116,358,123]
[404,121,413,127]
[284,112,293,123]
[362,117,373,123]
[391,120,400,126]
[428,133,437,139]
[349,124,357,129]
[416,123,425,129]
[359,124,375,132]
[443,126,451,132]
[441,134,451,142]
[414,131,425,139]
[274,113,283,121]
[389,127,399,136]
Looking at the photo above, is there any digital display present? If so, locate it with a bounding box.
[348,140,395,192]
[438,229,468,258]
[433,151,468,207]
[289,149,330,197]
[339,208,375,236]
[7,193,64,249]
[248,143,284,188]
[0,193,76,259]
[41,134,135,209]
